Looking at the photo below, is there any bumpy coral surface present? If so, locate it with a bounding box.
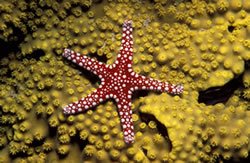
[0,0,249,162]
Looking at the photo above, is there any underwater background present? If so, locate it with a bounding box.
[0,0,250,162]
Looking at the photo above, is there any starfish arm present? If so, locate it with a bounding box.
[116,95,134,144]
[132,74,184,95]
[116,20,134,68]
[62,48,107,76]
[63,86,109,114]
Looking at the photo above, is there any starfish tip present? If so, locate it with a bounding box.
[176,84,184,94]
[63,106,72,114]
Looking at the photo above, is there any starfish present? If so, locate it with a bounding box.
[62,20,183,144]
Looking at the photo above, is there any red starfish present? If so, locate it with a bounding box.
[62,20,183,144]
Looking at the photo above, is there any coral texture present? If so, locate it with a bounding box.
[0,0,249,162]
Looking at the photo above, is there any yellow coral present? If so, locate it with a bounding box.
[140,93,250,162]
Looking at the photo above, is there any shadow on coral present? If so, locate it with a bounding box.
[0,26,25,59]
[139,112,172,152]
[62,52,109,86]
[198,74,244,105]
[23,49,46,60]
[199,61,250,105]
[227,25,235,33]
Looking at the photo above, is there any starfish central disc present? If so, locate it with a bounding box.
[62,20,184,144]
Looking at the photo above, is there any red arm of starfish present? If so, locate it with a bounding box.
[116,94,134,144]
[115,20,133,69]
[62,48,108,76]
[63,85,109,114]
[132,74,184,95]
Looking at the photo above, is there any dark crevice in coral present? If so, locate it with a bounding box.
[79,5,91,13]
[13,84,20,94]
[139,112,172,152]
[80,67,100,85]
[199,61,250,105]
[30,138,46,148]
[48,126,58,138]
[23,49,46,60]
[58,152,68,159]
[222,154,250,163]
[62,52,107,86]
[132,90,150,100]
[141,148,148,157]
[0,39,18,59]
[0,26,25,59]
[246,60,250,67]
[198,74,244,105]
[0,39,12,59]
[228,25,235,33]
[9,151,29,159]
[8,139,46,159]
[57,136,88,160]
[91,53,108,64]
[73,135,89,152]
[93,0,103,4]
